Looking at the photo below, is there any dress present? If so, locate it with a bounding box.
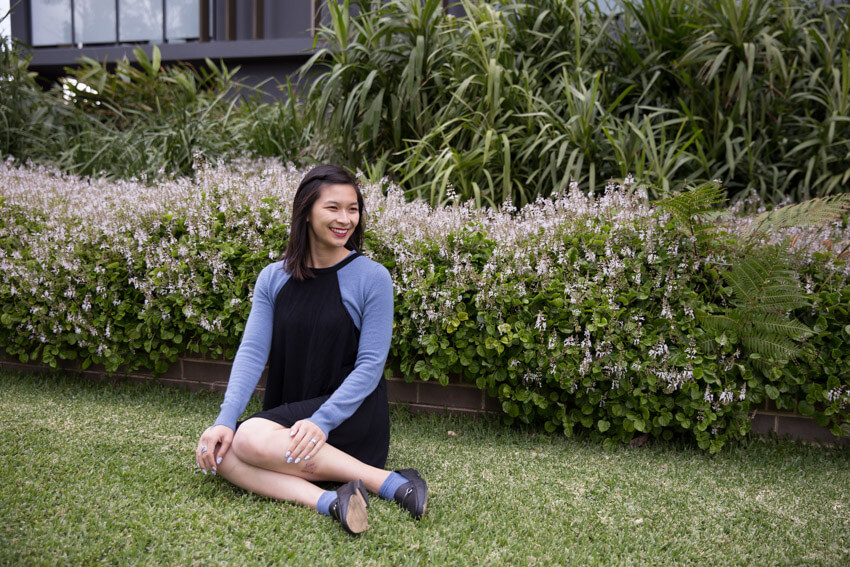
[213,251,394,468]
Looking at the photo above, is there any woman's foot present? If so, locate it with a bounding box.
[329,479,370,534]
[392,469,427,520]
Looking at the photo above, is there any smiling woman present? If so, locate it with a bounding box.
[194,164,427,535]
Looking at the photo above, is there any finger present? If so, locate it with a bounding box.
[200,436,217,474]
[285,423,308,461]
[196,443,209,474]
[292,429,323,463]
[196,434,209,474]
[216,435,232,466]
[304,438,325,461]
[291,433,315,463]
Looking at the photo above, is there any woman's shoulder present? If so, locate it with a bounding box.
[254,260,290,295]
[341,253,392,292]
[350,253,391,278]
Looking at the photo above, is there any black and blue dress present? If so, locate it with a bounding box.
[213,251,394,468]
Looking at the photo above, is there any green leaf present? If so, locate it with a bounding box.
[597,419,611,433]
[765,385,780,400]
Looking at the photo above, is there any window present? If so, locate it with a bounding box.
[30,0,200,47]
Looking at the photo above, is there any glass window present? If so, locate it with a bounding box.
[119,0,162,43]
[166,0,199,41]
[75,0,117,44]
[31,0,72,46]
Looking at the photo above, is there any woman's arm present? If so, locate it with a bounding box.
[212,263,277,431]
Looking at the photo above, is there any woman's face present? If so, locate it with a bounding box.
[306,183,360,254]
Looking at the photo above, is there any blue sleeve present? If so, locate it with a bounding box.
[212,264,276,431]
[308,262,394,436]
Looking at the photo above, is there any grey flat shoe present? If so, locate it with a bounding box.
[329,479,370,534]
[393,469,427,520]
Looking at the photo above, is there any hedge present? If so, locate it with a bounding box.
[1,159,848,451]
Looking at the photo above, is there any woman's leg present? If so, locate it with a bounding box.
[219,417,392,496]
[216,451,325,508]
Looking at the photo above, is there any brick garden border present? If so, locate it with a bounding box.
[1,350,845,445]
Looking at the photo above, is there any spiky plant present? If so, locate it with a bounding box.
[659,184,849,372]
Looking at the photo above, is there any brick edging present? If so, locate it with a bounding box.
[1,352,845,445]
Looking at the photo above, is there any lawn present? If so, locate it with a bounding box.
[1,370,848,566]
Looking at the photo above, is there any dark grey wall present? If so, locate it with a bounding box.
[9,0,468,94]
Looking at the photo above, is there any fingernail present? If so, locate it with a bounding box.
[202,469,207,475]
[211,471,216,476]
[216,457,222,465]
[290,430,295,437]
[286,457,292,464]
[285,451,291,458]
[294,458,301,464]
[304,455,311,461]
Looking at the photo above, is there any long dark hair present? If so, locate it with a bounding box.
[281,165,365,280]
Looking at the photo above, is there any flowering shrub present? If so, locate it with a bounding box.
[2,159,848,451]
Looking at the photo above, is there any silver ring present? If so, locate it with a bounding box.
[200,445,208,453]
[310,438,318,444]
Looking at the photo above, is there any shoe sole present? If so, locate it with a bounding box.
[345,492,368,534]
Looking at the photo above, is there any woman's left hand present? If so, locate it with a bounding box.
[285,419,327,464]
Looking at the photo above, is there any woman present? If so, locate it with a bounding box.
[195,165,426,534]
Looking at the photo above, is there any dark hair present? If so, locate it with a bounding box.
[281,164,364,281]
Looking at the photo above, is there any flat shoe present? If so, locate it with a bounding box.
[329,479,370,534]
[393,468,427,520]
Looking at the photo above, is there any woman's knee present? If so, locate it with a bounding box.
[231,418,285,463]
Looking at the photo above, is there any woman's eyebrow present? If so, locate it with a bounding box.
[323,199,359,207]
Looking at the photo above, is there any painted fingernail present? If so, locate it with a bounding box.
[286,457,292,464]
[202,469,207,475]
[216,457,222,465]
[285,451,291,458]
[290,430,295,437]
[304,455,311,461]
[294,458,301,464]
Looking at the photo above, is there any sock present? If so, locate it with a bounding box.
[378,471,408,501]
[316,490,337,516]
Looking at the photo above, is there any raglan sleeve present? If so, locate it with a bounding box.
[212,264,276,431]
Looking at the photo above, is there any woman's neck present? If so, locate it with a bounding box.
[308,246,351,269]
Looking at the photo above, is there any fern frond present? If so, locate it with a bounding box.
[724,256,769,304]
[748,294,809,313]
[659,181,726,236]
[746,194,850,236]
[741,333,801,361]
[698,313,744,334]
[723,246,807,312]
[698,338,716,354]
[749,314,813,339]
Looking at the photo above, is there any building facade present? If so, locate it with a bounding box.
[9,1,464,94]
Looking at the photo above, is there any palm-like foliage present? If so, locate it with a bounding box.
[296,0,849,206]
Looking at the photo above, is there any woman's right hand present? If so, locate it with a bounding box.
[196,425,234,475]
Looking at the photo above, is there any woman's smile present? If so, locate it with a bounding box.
[307,183,361,266]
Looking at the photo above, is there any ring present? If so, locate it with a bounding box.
[201,445,208,453]
[310,438,318,444]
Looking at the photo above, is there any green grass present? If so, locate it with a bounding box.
[1,370,848,566]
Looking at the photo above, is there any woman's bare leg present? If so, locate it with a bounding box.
[216,452,325,508]
[221,417,392,495]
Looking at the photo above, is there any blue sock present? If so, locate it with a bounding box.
[316,490,337,516]
[378,472,408,500]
